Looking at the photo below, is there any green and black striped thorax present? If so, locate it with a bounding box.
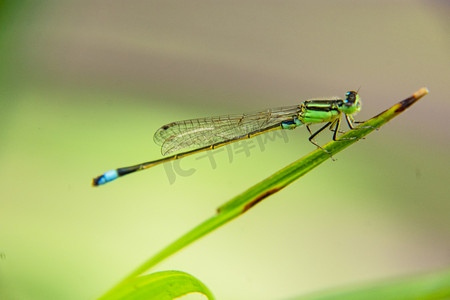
[300,91,360,115]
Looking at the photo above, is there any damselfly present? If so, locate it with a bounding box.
[92,91,362,186]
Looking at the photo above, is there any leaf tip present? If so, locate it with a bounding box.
[395,87,429,113]
[413,87,429,100]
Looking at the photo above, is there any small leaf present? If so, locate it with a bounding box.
[101,270,214,300]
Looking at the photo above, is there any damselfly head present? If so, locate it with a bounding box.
[340,91,361,114]
[344,91,358,105]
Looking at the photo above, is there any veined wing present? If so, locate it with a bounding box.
[153,105,300,156]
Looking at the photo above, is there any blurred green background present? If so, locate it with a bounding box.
[0,1,449,299]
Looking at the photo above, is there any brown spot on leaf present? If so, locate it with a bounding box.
[242,188,281,213]
[395,95,418,113]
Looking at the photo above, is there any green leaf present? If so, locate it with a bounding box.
[102,270,214,300]
[99,88,429,299]
[287,269,450,300]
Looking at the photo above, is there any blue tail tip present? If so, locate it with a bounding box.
[92,170,118,186]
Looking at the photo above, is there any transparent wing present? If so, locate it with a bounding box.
[153,105,300,156]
